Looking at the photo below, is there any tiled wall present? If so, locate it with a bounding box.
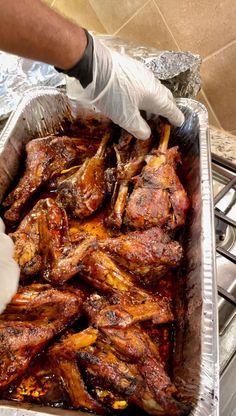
[45,0,236,135]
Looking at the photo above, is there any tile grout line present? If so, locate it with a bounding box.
[201,88,222,129]
[112,0,152,36]
[87,0,108,33]
[203,39,236,62]
[153,0,180,51]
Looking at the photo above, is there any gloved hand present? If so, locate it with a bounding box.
[0,218,19,314]
[59,32,184,140]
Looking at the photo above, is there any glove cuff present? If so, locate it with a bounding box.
[55,29,94,88]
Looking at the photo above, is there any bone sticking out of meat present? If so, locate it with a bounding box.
[159,122,171,153]
[105,131,153,230]
[124,121,190,231]
[57,132,111,219]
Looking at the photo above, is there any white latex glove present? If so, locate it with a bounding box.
[66,36,184,140]
[0,218,19,313]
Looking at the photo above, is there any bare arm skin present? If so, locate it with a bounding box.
[0,0,87,70]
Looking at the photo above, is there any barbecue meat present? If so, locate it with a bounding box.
[11,198,95,283]
[106,130,153,230]
[101,325,189,415]
[84,293,173,329]
[99,227,183,284]
[68,109,114,140]
[50,327,131,412]
[50,329,139,409]
[51,359,104,412]
[10,197,71,278]
[125,124,190,231]
[49,326,190,415]
[0,284,84,388]
[57,132,111,218]
[79,250,174,326]
[85,296,189,416]
[2,117,191,415]
[49,328,104,412]
[10,199,47,277]
[94,301,173,328]
[77,341,162,414]
[78,249,140,295]
[3,135,100,222]
[125,146,190,230]
[78,250,173,314]
[33,198,95,284]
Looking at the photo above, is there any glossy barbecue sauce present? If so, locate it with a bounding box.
[0,119,187,414]
[1,205,177,410]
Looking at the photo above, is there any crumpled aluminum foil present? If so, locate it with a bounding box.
[0,52,65,120]
[97,34,202,99]
[0,36,201,121]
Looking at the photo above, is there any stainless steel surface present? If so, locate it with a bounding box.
[212,160,236,416]
[220,353,236,416]
[0,88,219,416]
[212,164,236,341]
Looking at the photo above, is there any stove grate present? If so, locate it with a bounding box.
[212,155,236,307]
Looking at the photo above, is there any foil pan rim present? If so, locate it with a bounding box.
[0,87,64,150]
[177,98,219,416]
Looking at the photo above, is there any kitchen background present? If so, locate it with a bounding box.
[44,0,236,137]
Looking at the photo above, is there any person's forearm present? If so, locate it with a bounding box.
[0,0,87,69]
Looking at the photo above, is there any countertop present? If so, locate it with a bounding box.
[210,126,236,166]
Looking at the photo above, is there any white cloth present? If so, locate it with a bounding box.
[0,218,19,313]
[67,36,184,140]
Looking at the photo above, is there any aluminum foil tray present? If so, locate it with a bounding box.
[0,87,219,416]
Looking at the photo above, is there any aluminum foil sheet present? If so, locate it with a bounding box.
[0,35,201,121]
[97,34,202,98]
[0,87,218,416]
[0,52,65,121]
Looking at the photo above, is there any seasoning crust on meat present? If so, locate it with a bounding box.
[1,116,191,415]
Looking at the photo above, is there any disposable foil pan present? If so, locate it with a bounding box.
[0,87,219,416]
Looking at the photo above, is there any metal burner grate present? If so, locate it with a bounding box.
[212,154,236,307]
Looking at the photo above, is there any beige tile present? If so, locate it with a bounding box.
[201,42,236,131]
[52,0,107,33]
[116,0,178,51]
[88,0,146,33]
[155,0,236,58]
[196,91,221,129]
[229,129,236,137]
